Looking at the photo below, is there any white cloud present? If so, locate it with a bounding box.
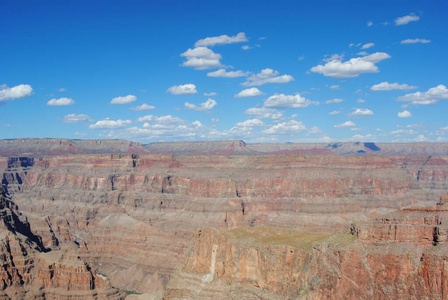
[152,115,186,125]
[264,93,318,109]
[348,134,377,141]
[334,121,356,128]
[195,32,247,47]
[167,84,198,95]
[398,110,412,118]
[361,43,375,49]
[58,88,67,92]
[241,45,251,50]
[204,92,217,96]
[395,14,420,25]
[242,68,294,86]
[329,110,341,115]
[130,103,156,111]
[325,98,344,104]
[180,47,223,70]
[371,81,418,91]
[323,53,344,63]
[244,107,284,119]
[434,126,448,136]
[136,115,154,123]
[184,98,217,111]
[401,38,431,44]
[397,85,448,105]
[233,119,264,129]
[89,118,132,129]
[390,129,416,136]
[329,85,340,90]
[348,108,374,117]
[0,84,33,101]
[310,52,391,78]
[62,114,93,123]
[357,99,366,103]
[47,97,75,106]
[234,87,264,98]
[110,94,137,104]
[367,21,373,27]
[207,69,249,78]
[264,120,306,135]
[109,115,205,141]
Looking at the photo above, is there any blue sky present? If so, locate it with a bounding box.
[1,0,448,143]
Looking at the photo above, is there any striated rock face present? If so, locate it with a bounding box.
[0,138,149,157]
[1,152,448,296]
[2,138,448,157]
[0,189,125,300]
[165,209,448,299]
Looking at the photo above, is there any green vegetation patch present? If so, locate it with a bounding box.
[221,227,334,249]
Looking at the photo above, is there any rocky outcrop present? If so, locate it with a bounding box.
[165,197,448,299]
[0,189,125,299]
[1,152,448,296]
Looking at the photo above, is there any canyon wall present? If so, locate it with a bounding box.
[165,202,448,299]
[1,153,447,296]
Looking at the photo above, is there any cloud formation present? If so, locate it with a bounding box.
[325,98,343,104]
[348,108,373,117]
[110,95,137,104]
[167,84,198,95]
[395,14,420,25]
[397,85,448,105]
[334,121,356,128]
[195,32,247,47]
[0,84,33,101]
[264,93,318,109]
[235,87,264,98]
[401,38,431,44]
[242,68,294,86]
[310,52,391,78]
[371,81,417,91]
[207,69,249,78]
[184,98,217,111]
[263,120,306,135]
[244,107,283,119]
[361,43,375,49]
[62,114,93,123]
[47,97,75,106]
[180,47,223,69]
[129,103,156,111]
[398,110,412,118]
[89,118,132,129]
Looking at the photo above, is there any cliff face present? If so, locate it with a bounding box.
[0,189,125,300]
[1,153,447,296]
[165,205,448,299]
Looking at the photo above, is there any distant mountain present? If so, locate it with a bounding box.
[1,138,448,156]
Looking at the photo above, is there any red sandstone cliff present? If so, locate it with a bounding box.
[1,153,448,296]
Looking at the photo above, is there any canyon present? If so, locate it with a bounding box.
[0,138,448,299]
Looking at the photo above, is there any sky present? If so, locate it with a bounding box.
[1,0,448,144]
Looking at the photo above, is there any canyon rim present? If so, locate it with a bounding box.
[0,138,447,299]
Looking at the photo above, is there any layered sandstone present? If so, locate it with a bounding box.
[1,152,448,295]
[0,189,125,299]
[165,200,448,299]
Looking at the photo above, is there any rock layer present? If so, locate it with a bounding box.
[0,189,125,299]
[1,153,448,296]
[165,199,448,299]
